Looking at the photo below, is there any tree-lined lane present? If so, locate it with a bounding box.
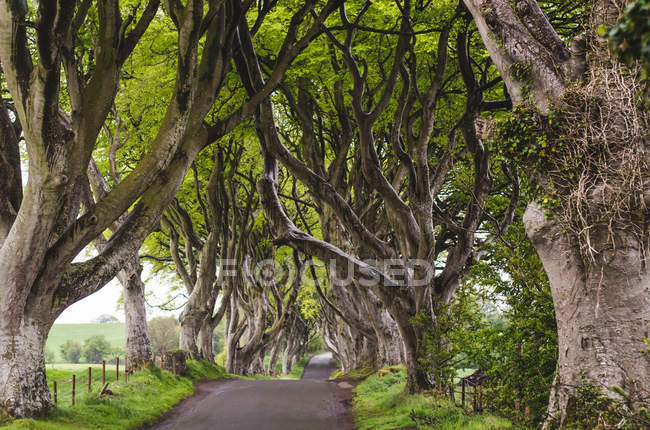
[151,353,351,430]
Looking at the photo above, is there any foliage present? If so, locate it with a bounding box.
[59,340,82,364]
[468,219,558,428]
[82,335,115,364]
[605,0,650,103]
[93,315,120,324]
[562,380,650,429]
[147,317,179,356]
[410,287,487,391]
[352,366,512,430]
[331,362,376,382]
[44,349,55,364]
[2,361,228,429]
[46,324,125,363]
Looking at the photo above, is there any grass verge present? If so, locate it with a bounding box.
[3,360,228,430]
[353,366,512,430]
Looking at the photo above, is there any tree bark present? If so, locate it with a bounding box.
[267,335,282,376]
[461,0,649,425]
[120,261,152,372]
[178,313,201,359]
[524,203,650,427]
[199,318,217,363]
[0,314,51,417]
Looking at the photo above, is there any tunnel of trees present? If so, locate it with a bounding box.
[0,0,647,428]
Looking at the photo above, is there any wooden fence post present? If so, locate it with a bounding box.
[461,380,465,408]
[473,385,477,412]
[102,360,106,385]
[116,357,119,381]
[88,367,92,392]
[53,381,57,405]
[72,375,76,406]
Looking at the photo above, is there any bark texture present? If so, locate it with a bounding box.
[462,0,650,425]
[525,203,650,426]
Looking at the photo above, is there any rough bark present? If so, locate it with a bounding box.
[461,0,650,425]
[524,203,650,426]
[266,332,283,376]
[120,263,152,372]
[0,315,51,417]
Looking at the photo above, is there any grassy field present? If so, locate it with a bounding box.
[351,366,513,430]
[46,324,126,362]
[4,361,228,430]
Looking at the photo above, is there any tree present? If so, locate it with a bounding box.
[59,340,82,364]
[235,0,517,392]
[94,314,120,324]
[461,0,649,426]
[83,335,114,364]
[44,349,55,364]
[147,317,179,357]
[0,0,340,417]
[469,218,558,427]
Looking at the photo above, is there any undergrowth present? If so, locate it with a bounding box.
[353,366,512,430]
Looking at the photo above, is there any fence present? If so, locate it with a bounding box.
[49,357,129,407]
[49,352,176,407]
[453,369,487,412]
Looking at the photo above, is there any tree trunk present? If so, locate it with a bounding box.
[281,341,293,375]
[178,316,201,359]
[120,260,152,372]
[374,311,404,366]
[0,315,51,417]
[199,319,217,363]
[400,325,431,394]
[267,333,283,376]
[524,202,650,427]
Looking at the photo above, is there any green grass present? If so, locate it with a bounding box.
[46,324,126,362]
[353,366,513,430]
[330,362,376,381]
[3,360,228,430]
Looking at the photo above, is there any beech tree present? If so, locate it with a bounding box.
[0,0,339,417]
[224,244,304,374]
[235,0,517,392]
[461,0,649,426]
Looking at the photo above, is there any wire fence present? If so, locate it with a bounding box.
[49,353,170,407]
[49,357,129,406]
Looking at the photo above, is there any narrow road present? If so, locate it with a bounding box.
[149,352,352,430]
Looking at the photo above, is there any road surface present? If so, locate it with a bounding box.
[149,352,352,430]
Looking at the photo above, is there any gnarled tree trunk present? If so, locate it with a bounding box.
[525,203,650,425]
[462,0,649,425]
[120,262,152,372]
[0,313,51,417]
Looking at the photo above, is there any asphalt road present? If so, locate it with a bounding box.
[150,352,351,430]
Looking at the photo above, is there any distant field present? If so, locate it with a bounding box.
[46,323,126,363]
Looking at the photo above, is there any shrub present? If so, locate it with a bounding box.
[83,335,114,363]
[59,339,82,363]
